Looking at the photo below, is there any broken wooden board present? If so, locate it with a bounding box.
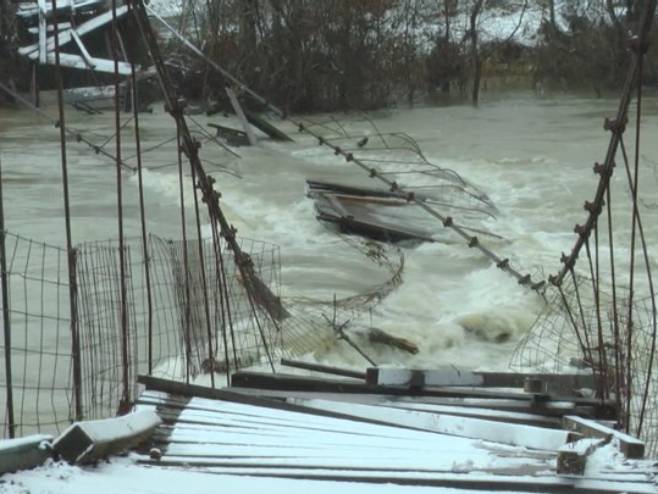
[307,179,474,243]
[208,122,250,146]
[562,415,645,459]
[230,371,617,420]
[19,5,130,58]
[557,438,608,475]
[53,411,161,464]
[0,434,53,474]
[16,0,105,18]
[125,377,658,494]
[226,87,258,146]
[367,368,598,395]
[243,109,293,142]
[284,397,579,450]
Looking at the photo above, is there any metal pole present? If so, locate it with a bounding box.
[0,158,16,438]
[126,4,153,375]
[176,127,192,385]
[190,164,215,388]
[52,0,82,421]
[111,0,130,411]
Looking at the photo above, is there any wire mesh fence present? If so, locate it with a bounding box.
[0,229,288,436]
[0,231,74,437]
[511,279,658,457]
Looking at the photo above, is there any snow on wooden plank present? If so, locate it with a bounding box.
[367,368,597,393]
[19,5,129,57]
[53,410,161,464]
[367,367,483,387]
[228,386,585,415]
[557,438,608,475]
[0,434,53,474]
[16,0,104,17]
[45,52,132,75]
[381,401,561,428]
[70,30,96,69]
[134,461,658,493]
[150,450,516,471]
[27,22,71,34]
[230,371,603,404]
[287,398,578,451]
[562,415,645,459]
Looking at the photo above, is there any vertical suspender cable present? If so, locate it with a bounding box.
[127,3,154,375]
[190,164,215,388]
[0,158,15,437]
[177,126,192,384]
[110,0,129,411]
[52,0,82,421]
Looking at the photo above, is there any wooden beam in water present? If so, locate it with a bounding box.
[226,87,257,146]
[243,109,293,142]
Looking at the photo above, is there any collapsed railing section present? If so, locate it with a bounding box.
[513,0,658,457]
[0,231,285,437]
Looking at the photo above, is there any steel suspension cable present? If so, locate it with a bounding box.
[110,0,129,411]
[52,0,82,420]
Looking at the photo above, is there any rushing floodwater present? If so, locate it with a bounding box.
[1,91,658,381]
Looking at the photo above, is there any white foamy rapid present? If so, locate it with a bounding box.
[2,92,657,374]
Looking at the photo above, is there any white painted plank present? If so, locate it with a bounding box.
[287,398,574,451]
[70,30,96,69]
[226,87,258,145]
[562,415,645,459]
[37,0,47,64]
[16,0,104,17]
[381,401,559,426]
[45,52,132,75]
[371,367,484,387]
[19,5,129,57]
[27,22,71,34]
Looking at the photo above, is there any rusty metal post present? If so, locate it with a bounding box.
[110,0,130,410]
[0,158,15,438]
[52,0,82,421]
[128,38,153,375]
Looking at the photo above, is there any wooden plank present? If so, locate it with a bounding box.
[367,367,597,393]
[52,411,161,464]
[138,375,448,430]
[280,359,366,380]
[70,30,96,69]
[0,434,53,474]
[230,372,616,415]
[19,5,129,58]
[557,438,607,475]
[135,461,658,494]
[366,367,483,387]
[243,109,293,142]
[37,0,46,64]
[46,52,132,75]
[16,0,103,17]
[286,398,579,450]
[27,22,71,34]
[562,416,645,459]
[226,87,257,146]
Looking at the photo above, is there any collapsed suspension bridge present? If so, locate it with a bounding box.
[0,0,657,463]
